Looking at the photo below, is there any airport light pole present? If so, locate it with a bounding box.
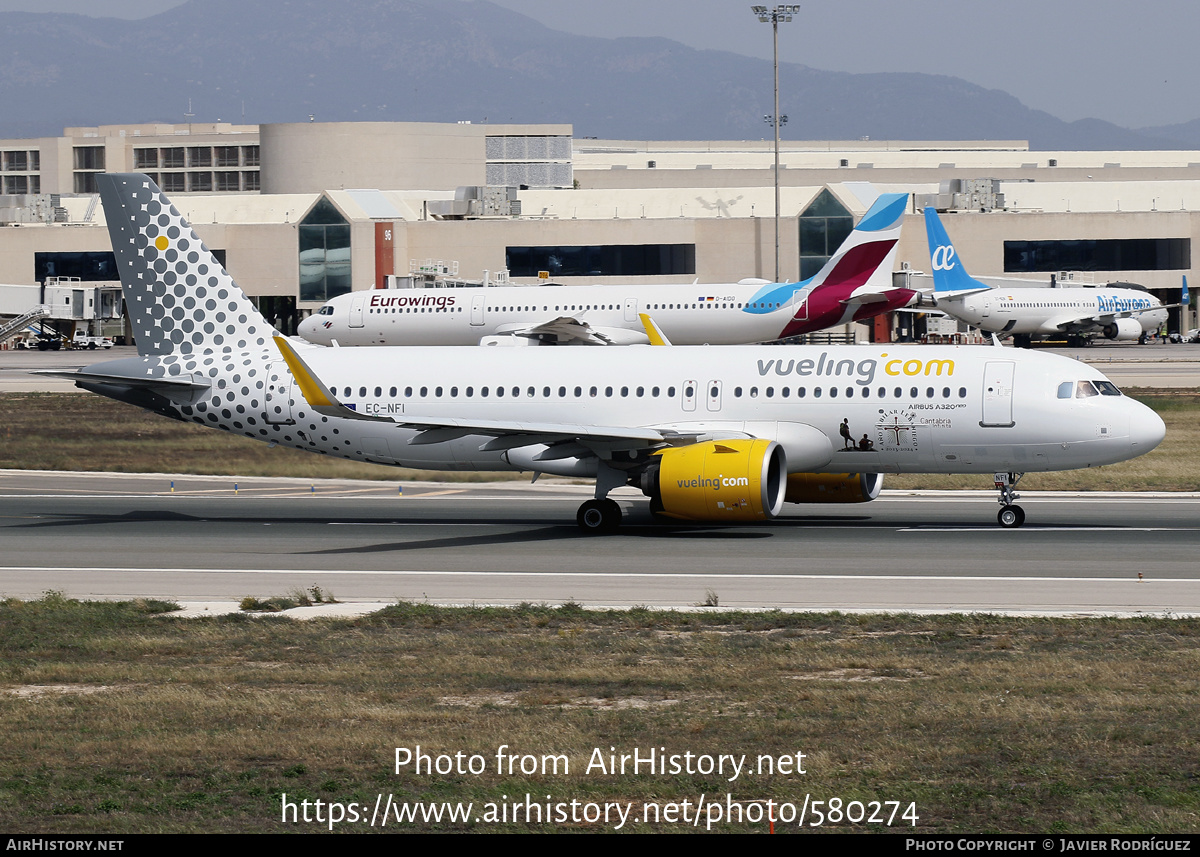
[752,4,799,283]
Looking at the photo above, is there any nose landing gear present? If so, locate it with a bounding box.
[993,472,1025,528]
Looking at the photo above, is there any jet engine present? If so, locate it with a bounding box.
[784,472,883,504]
[1102,318,1142,340]
[640,439,786,522]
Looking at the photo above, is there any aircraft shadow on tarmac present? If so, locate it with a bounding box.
[13,509,884,553]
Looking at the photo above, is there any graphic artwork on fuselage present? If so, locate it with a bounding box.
[876,409,920,453]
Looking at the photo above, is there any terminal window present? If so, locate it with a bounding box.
[1004,239,1190,272]
[799,189,854,281]
[299,197,351,302]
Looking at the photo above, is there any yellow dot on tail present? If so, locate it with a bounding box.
[154,236,169,251]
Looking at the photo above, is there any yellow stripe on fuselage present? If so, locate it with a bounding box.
[272,336,335,407]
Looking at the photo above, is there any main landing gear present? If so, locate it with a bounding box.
[993,472,1025,528]
[577,498,622,533]
[576,461,628,533]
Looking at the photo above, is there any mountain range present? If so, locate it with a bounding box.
[0,0,1193,150]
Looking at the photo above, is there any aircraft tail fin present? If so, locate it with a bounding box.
[97,173,273,357]
[923,207,990,295]
[806,192,908,292]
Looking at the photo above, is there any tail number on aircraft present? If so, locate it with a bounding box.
[931,245,957,271]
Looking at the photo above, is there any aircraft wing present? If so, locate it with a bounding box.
[397,415,666,449]
[490,316,649,346]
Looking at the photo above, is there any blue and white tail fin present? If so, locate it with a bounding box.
[923,207,991,298]
[98,173,273,357]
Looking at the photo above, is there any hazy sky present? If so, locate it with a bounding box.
[3,0,1197,129]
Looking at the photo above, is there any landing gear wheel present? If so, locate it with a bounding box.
[997,504,1025,529]
[577,498,621,533]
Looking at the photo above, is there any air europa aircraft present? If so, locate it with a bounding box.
[924,207,1170,347]
[296,192,919,347]
[57,175,1164,532]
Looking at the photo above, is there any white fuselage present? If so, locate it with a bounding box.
[110,344,1163,478]
[299,283,813,347]
[938,287,1168,337]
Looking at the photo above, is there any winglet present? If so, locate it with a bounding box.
[638,313,673,346]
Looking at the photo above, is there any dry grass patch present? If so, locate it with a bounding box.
[1,598,1199,832]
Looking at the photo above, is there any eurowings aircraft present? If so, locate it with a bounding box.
[55,175,1164,532]
[296,193,919,347]
[924,208,1169,347]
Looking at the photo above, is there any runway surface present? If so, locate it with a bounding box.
[2,471,1198,617]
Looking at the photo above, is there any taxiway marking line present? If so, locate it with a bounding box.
[1,567,1197,584]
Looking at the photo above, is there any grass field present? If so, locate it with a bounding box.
[1,595,1198,833]
[1,390,1197,491]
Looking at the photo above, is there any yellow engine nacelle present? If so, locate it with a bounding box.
[784,472,883,504]
[642,439,787,522]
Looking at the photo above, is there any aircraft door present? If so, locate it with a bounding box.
[682,380,697,412]
[349,294,367,328]
[981,361,1015,427]
[471,294,486,326]
[624,298,638,322]
[265,361,295,425]
[705,379,723,412]
[792,289,808,320]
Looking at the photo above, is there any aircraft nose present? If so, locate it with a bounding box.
[1128,402,1166,454]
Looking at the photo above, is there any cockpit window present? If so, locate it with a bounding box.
[1094,380,1122,396]
[318,305,335,316]
[1076,380,1099,398]
[1057,381,1073,399]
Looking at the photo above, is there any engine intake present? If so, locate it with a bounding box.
[1103,318,1142,341]
[642,439,787,522]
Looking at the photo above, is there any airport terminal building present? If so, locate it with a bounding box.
[0,121,1196,339]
